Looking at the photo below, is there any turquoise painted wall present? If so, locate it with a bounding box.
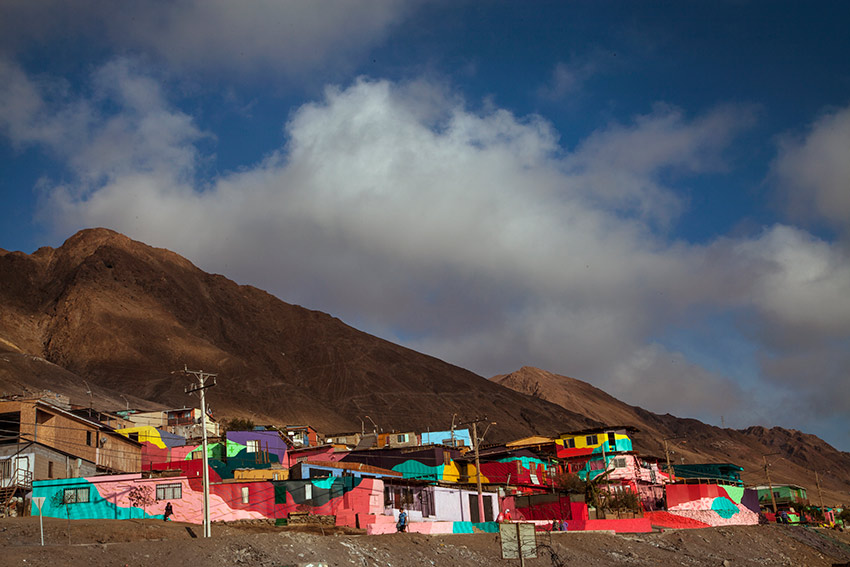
[31,478,162,520]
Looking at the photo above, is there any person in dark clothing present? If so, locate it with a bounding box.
[397,509,408,533]
[164,501,173,522]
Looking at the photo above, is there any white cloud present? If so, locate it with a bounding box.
[734,225,850,344]
[537,54,604,101]
[5,60,850,443]
[565,104,756,226]
[539,62,586,100]
[0,0,414,79]
[772,104,850,234]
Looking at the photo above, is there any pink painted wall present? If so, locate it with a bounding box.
[286,446,338,468]
[91,475,265,523]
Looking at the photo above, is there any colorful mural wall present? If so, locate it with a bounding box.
[555,429,635,481]
[115,426,186,470]
[31,473,384,525]
[226,430,288,464]
[341,447,466,483]
[556,429,634,460]
[665,484,760,527]
[476,455,550,488]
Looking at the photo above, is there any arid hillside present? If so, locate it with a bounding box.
[0,228,593,440]
[1,229,847,507]
[494,366,850,506]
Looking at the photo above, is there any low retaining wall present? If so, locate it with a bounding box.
[645,511,710,529]
[567,518,653,533]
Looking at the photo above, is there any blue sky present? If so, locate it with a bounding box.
[1,1,849,450]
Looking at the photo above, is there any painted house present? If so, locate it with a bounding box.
[290,460,403,481]
[323,431,363,449]
[286,444,342,468]
[115,426,186,470]
[381,482,501,525]
[471,446,552,491]
[30,472,386,526]
[420,429,471,448]
[226,429,289,465]
[377,431,419,449]
[281,425,320,448]
[556,426,638,481]
[600,453,668,509]
[341,445,467,483]
[125,408,219,439]
[753,484,809,509]
[0,398,142,477]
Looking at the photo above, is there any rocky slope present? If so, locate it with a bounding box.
[0,228,592,440]
[494,366,850,506]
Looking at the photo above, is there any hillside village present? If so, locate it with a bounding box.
[1,389,845,536]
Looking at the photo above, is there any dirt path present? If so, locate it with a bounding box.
[2,517,849,566]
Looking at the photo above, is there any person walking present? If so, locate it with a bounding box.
[397,509,408,533]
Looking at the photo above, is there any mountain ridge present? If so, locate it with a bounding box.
[493,366,849,504]
[0,228,594,439]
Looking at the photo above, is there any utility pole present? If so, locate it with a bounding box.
[815,470,828,515]
[472,421,485,523]
[182,366,217,538]
[762,453,780,515]
[461,417,495,523]
[663,436,685,482]
[450,414,457,448]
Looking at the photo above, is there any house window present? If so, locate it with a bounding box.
[48,461,54,478]
[86,431,93,446]
[156,483,183,500]
[585,435,598,446]
[63,487,90,504]
[241,486,250,504]
[246,440,260,453]
[562,438,576,449]
[612,458,627,468]
[129,432,139,442]
[0,459,10,478]
[397,434,408,443]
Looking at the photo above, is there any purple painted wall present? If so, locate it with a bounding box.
[226,430,288,464]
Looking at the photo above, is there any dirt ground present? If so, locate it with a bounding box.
[2,517,850,567]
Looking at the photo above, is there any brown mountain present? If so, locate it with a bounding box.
[494,366,850,506]
[2,229,847,505]
[0,228,594,440]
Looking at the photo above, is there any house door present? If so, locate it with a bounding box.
[468,494,493,522]
[419,488,434,517]
[607,431,616,451]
